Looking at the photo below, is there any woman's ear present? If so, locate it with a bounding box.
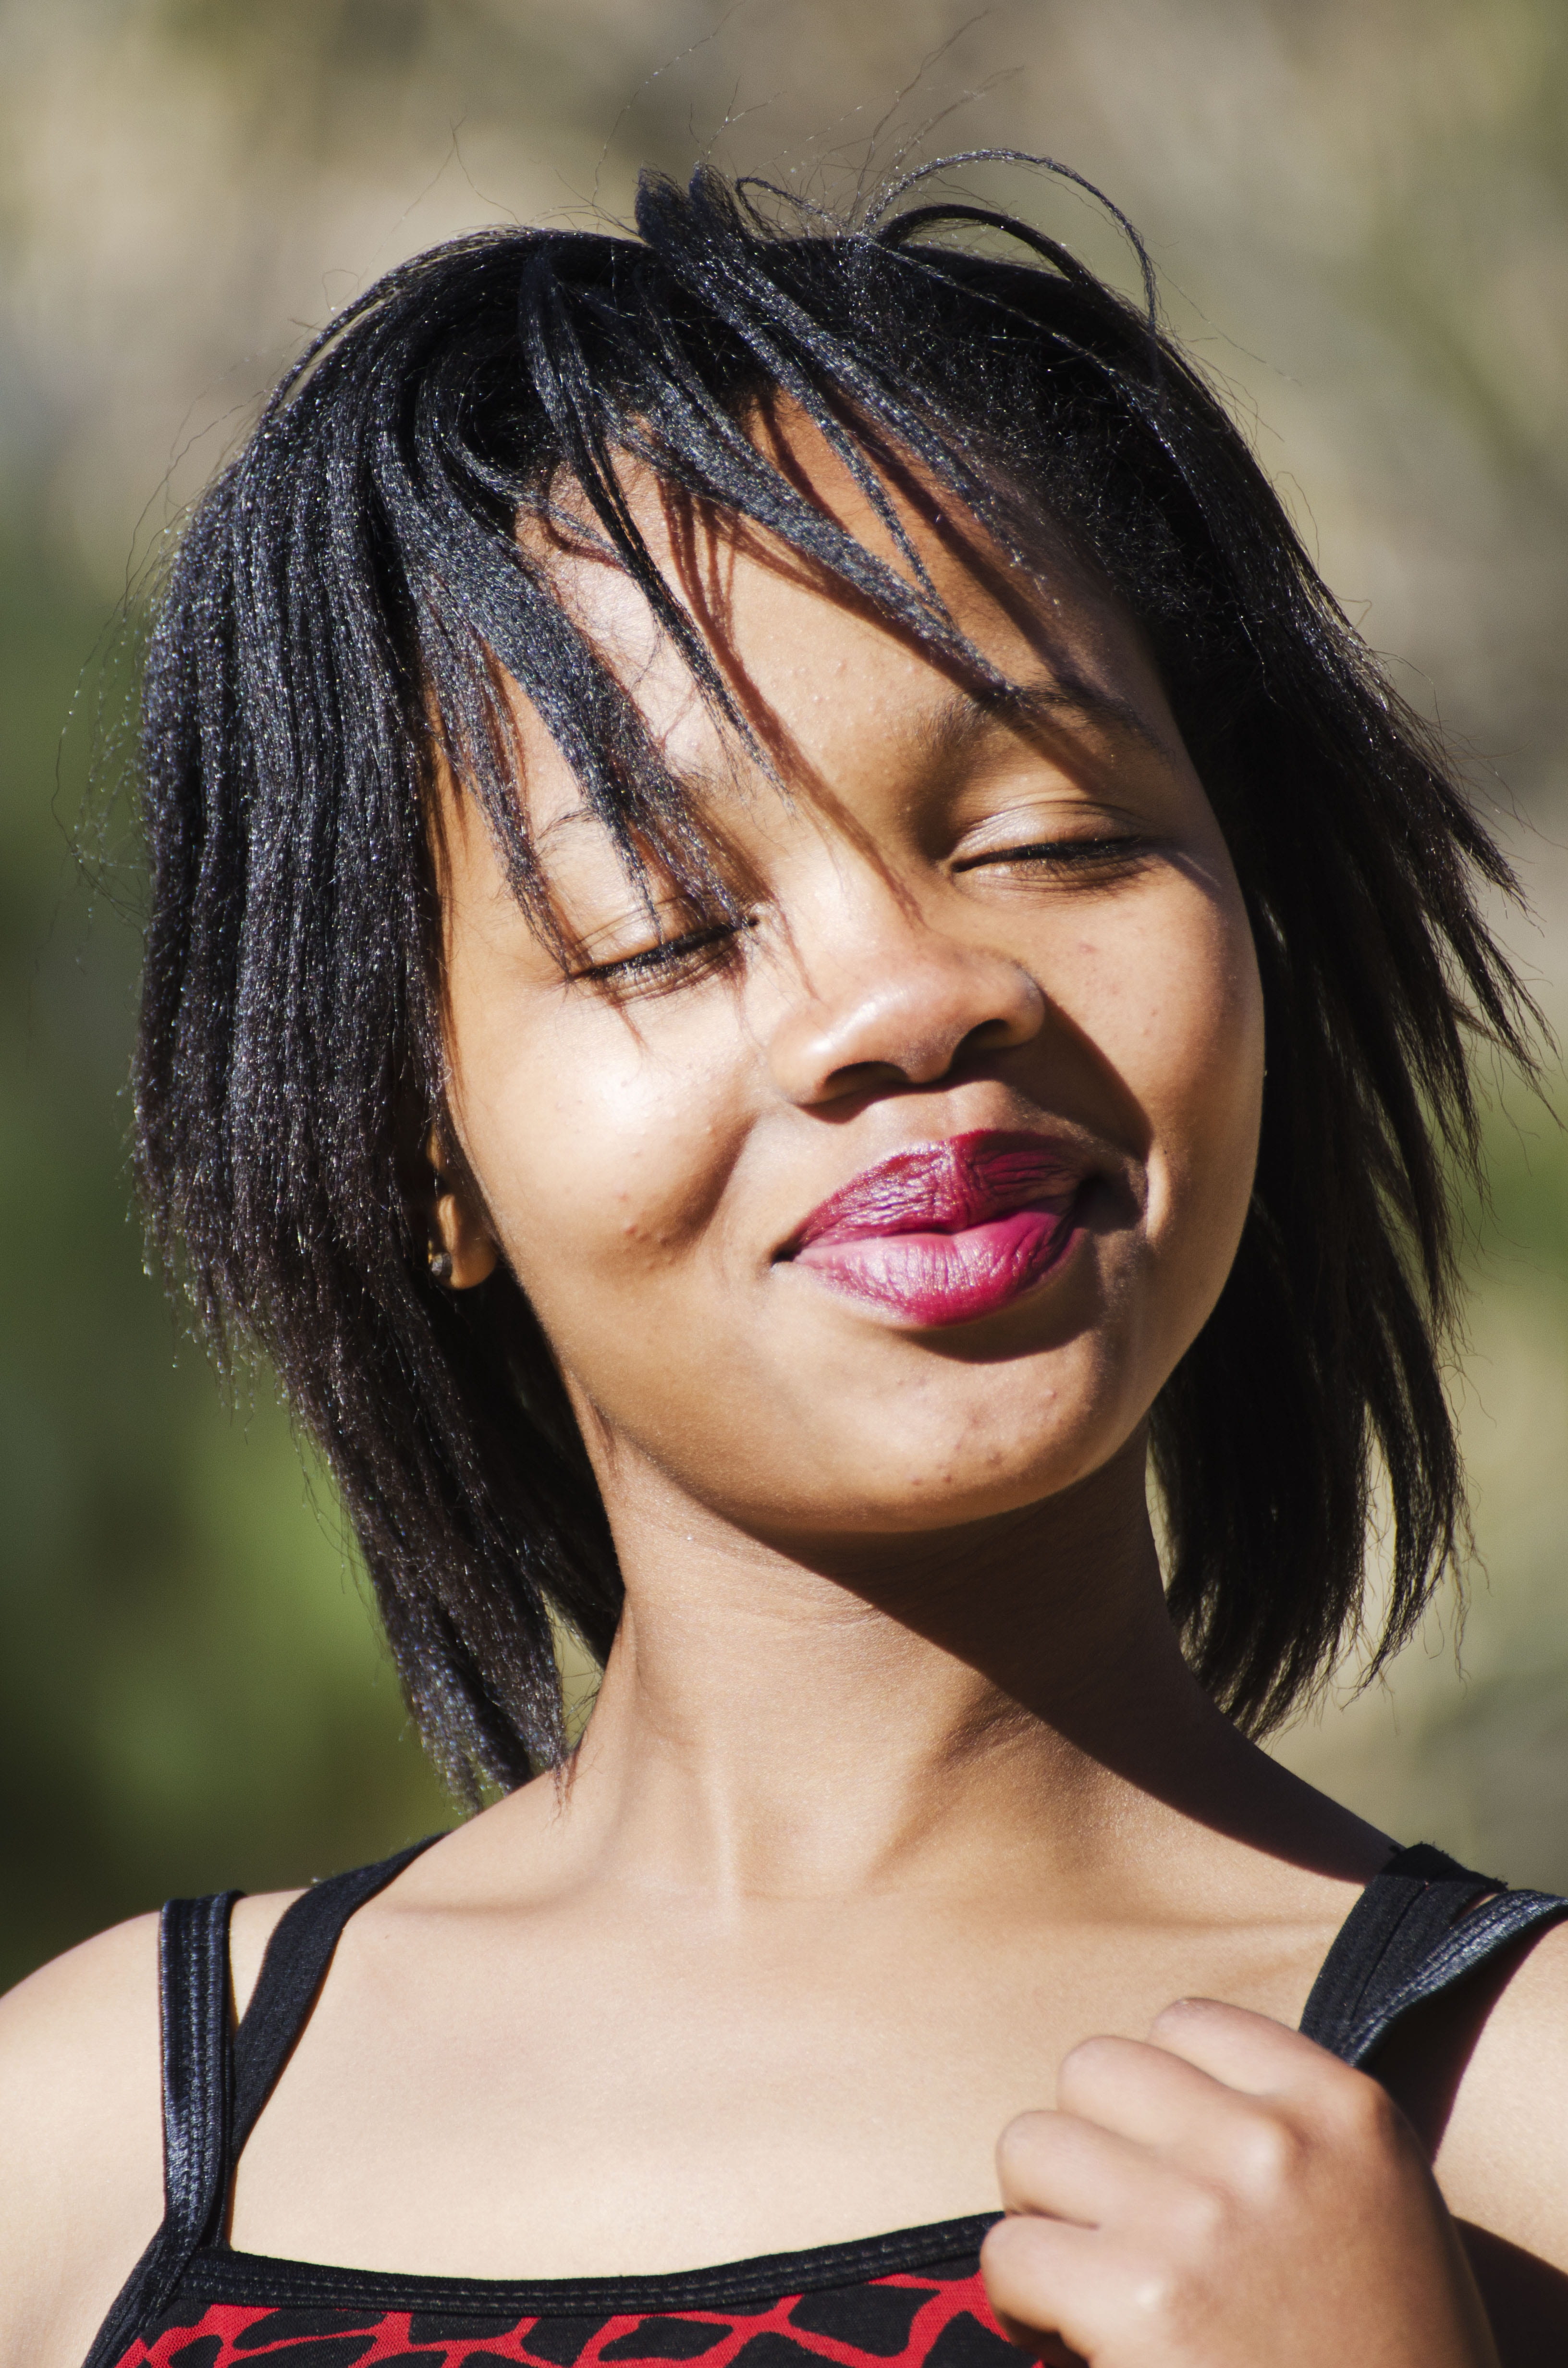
[425,1126,500,1290]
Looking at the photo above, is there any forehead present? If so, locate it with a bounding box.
[503,407,1182,839]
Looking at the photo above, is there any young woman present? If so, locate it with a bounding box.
[2,159,1565,2368]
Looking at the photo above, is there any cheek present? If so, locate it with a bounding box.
[441,864,1265,1520]
[454,994,748,1343]
[1092,880,1264,1270]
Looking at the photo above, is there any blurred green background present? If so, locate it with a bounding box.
[2,0,1567,1988]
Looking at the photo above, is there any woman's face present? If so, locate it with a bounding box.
[436,424,1265,1547]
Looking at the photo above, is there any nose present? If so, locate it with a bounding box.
[765,893,1047,1107]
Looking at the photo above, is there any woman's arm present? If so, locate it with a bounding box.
[0,1917,164,2368]
[0,1891,300,2368]
[1427,1920,1568,2355]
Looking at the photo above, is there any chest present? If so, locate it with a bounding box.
[227,1904,1327,2280]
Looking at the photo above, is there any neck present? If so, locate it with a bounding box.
[541,1434,1383,1906]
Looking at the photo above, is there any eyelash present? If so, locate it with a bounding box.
[576,838,1146,994]
[956,832,1150,877]
[576,920,744,992]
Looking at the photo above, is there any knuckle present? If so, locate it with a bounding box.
[994,2109,1054,2183]
[1170,2175,1230,2251]
[1114,2240,1230,2353]
[1120,2257,1190,2340]
[1055,2031,1128,2104]
[1229,2107,1309,2197]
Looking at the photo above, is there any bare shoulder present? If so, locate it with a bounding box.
[0,1914,163,2368]
[1431,1916,1568,2270]
[0,1890,300,2368]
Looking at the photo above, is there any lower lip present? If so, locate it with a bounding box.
[791,1203,1082,1327]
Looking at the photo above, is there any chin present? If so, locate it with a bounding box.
[800,1413,1131,1537]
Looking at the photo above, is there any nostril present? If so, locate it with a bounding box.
[961,1013,1029,1056]
[766,942,1046,1107]
[819,1055,920,1102]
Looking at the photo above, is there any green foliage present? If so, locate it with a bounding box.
[1474,1093,1568,1288]
[0,508,449,1991]
[3,0,1568,1982]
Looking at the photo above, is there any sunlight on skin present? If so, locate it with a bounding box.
[5,414,1564,2368]
[435,416,1266,1558]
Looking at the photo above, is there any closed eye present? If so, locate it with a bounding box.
[573,918,748,997]
[954,833,1153,877]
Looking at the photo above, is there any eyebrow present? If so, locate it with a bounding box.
[917,677,1168,768]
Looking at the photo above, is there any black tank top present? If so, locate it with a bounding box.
[85,1840,1567,2368]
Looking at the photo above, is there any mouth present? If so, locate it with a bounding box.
[777,1129,1095,1328]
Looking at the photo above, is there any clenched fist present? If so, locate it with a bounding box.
[981,1999,1498,2368]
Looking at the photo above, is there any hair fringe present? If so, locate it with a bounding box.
[134,158,1540,1788]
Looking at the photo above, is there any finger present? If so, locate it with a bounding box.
[981,2214,1133,2367]
[982,2213,1095,2355]
[995,2104,1182,2225]
[1147,1996,1413,2177]
[1145,1996,1368,2099]
[1053,2029,1345,2196]
[1054,2028,1244,2148]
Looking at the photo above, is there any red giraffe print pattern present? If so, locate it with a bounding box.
[122,2262,1020,2368]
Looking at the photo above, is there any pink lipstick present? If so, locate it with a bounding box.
[782,1130,1089,1327]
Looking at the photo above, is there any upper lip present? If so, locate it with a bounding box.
[783,1129,1093,1255]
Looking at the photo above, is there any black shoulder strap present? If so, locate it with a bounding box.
[80,1837,441,2368]
[81,1890,240,2368]
[231,1835,440,2153]
[1300,1840,1568,2067]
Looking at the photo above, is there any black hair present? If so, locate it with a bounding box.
[134,157,1537,1795]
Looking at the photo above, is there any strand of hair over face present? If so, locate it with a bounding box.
[134,155,1540,1795]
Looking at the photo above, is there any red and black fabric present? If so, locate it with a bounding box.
[116,2233,1018,2368]
[86,1840,1568,2368]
